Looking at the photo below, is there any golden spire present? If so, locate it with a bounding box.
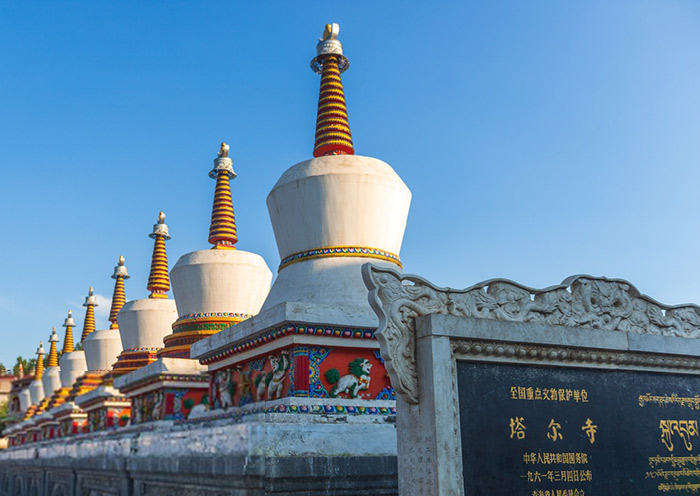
[35,342,45,380]
[62,310,75,353]
[311,23,354,157]
[147,211,171,298]
[208,143,238,250]
[47,327,59,368]
[81,287,98,341]
[109,256,130,329]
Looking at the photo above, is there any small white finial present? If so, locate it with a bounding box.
[84,287,98,307]
[37,342,45,355]
[50,327,59,342]
[219,142,229,158]
[321,23,339,41]
[311,22,348,74]
[113,255,130,279]
[210,142,236,179]
[151,211,171,240]
[63,309,76,327]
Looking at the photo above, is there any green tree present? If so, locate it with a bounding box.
[12,356,37,376]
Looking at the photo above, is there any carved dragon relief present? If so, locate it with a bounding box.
[362,264,700,405]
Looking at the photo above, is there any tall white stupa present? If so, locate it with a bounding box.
[37,327,61,413]
[188,23,404,482]
[115,144,273,423]
[161,143,273,359]
[261,24,410,327]
[27,342,45,410]
[81,257,128,375]
[112,212,178,377]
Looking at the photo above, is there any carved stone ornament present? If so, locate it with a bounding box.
[362,264,700,405]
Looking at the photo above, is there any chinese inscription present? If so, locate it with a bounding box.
[458,361,700,495]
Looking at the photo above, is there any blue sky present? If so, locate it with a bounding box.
[1,1,699,367]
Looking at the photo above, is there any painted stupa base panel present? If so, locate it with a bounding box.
[207,343,394,414]
[115,357,209,424]
[54,405,87,437]
[85,403,131,432]
[38,420,59,441]
[130,383,209,424]
[75,386,131,433]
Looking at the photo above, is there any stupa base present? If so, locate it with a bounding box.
[114,357,209,424]
[74,385,131,432]
[52,401,87,437]
[0,409,398,495]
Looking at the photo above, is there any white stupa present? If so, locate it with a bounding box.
[113,212,178,377]
[40,328,62,402]
[261,24,411,327]
[82,257,128,374]
[115,144,273,423]
[192,23,411,358]
[28,342,45,406]
[161,143,273,359]
[18,387,31,412]
[57,310,87,390]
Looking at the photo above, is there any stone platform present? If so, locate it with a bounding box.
[0,411,397,496]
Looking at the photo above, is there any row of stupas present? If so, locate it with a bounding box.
[3,23,411,446]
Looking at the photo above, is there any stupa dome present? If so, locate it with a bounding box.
[29,381,44,406]
[171,249,272,317]
[18,388,31,412]
[83,328,122,371]
[118,298,177,349]
[58,351,87,388]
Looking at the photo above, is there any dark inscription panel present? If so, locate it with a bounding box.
[457,361,700,496]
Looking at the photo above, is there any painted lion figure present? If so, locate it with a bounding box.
[324,358,372,398]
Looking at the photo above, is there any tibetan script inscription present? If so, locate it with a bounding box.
[457,361,700,494]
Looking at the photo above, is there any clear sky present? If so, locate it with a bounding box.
[1,1,699,368]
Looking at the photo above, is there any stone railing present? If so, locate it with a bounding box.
[363,264,700,405]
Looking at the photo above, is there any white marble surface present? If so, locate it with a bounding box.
[170,249,272,317]
[58,350,87,388]
[117,298,177,349]
[261,154,411,319]
[83,328,122,371]
[41,367,61,399]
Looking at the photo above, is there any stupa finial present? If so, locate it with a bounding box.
[310,23,354,158]
[35,341,45,380]
[147,211,171,298]
[62,309,75,353]
[47,327,59,368]
[109,256,130,329]
[81,286,98,341]
[208,142,238,250]
[218,142,229,158]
